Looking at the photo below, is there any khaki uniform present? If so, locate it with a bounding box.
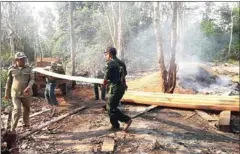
[5,64,34,131]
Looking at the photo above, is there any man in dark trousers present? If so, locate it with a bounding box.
[103,46,132,132]
[44,62,59,116]
[94,70,106,100]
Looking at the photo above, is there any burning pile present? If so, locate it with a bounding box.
[127,63,239,95]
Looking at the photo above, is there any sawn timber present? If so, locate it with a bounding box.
[121,91,239,111]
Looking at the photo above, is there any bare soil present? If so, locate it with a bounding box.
[2,63,239,154]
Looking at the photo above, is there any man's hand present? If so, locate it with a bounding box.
[23,86,31,96]
[4,95,9,100]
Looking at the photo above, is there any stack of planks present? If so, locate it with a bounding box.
[121,91,239,111]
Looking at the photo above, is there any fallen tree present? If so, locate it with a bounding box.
[121,91,239,111]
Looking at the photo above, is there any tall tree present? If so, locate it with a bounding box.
[117,2,123,59]
[228,5,234,57]
[166,2,178,93]
[153,2,167,92]
[69,2,76,76]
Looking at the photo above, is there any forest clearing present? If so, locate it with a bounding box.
[1,1,239,154]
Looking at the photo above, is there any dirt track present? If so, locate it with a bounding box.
[13,85,239,154]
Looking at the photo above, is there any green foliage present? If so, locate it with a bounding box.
[200,20,216,36]
[1,70,10,108]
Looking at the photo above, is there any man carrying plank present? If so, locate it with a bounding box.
[103,46,132,131]
[44,62,60,116]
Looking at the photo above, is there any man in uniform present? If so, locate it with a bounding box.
[44,62,59,116]
[4,52,34,132]
[103,46,132,132]
[94,70,106,100]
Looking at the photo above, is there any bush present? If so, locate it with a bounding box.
[1,69,10,108]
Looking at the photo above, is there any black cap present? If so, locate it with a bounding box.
[105,46,117,56]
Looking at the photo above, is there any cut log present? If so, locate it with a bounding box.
[132,105,158,119]
[121,91,239,111]
[101,137,115,152]
[219,111,231,132]
[195,110,216,121]
[33,67,103,84]
[18,106,86,140]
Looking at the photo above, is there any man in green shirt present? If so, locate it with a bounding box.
[103,46,132,132]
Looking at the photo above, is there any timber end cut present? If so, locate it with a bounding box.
[101,137,115,152]
[219,111,231,132]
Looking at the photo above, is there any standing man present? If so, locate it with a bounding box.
[44,62,59,116]
[94,70,106,100]
[4,52,34,132]
[103,46,132,132]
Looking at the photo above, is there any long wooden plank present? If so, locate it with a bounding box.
[18,106,86,140]
[121,92,239,111]
[195,110,217,121]
[126,91,239,101]
[33,67,103,84]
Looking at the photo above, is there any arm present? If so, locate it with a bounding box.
[27,69,35,88]
[23,67,35,96]
[103,63,111,86]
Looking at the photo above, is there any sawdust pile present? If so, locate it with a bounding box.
[127,72,196,94]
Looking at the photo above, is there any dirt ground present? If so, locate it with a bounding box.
[2,63,240,154]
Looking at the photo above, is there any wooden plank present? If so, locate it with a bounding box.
[18,106,86,140]
[101,137,115,152]
[195,110,217,121]
[33,67,103,84]
[132,105,158,119]
[219,111,231,132]
[121,91,239,111]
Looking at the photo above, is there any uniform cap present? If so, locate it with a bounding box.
[15,52,26,59]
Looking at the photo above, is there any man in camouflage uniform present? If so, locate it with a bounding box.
[4,52,34,132]
[103,46,132,131]
[44,62,59,116]
[94,70,106,100]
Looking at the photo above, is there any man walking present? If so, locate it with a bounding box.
[4,52,34,132]
[103,46,132,132]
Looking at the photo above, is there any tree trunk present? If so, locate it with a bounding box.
[153,2,167,92]
[111,2,117,44]
[8,2,15,57]
[69,2,75,76]
[101,2,117,47]
[228,6,234,57]
[117,2,123,59]
[166,2,178,93]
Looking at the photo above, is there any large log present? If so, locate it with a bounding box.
[33,67,103,84]
[121,91,239,111]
